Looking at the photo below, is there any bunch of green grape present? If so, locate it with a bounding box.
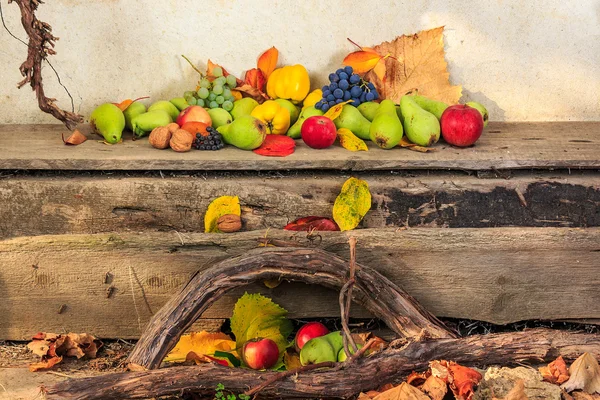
[183,67,238,112]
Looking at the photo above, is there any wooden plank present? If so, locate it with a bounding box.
[1,171,599,239]
[1,122,599,171]
[0,228,598,339]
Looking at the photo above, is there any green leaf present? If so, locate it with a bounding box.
[230,293,293,353]
[332,177,372,231]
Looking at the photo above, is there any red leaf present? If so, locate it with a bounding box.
[253,134,296,157]
[284,216,340,232]
[244,68,267,91]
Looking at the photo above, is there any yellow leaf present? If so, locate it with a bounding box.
[398,137,437,153]
[283,350,302,371]
[333,177,371,231]
[343,50,384,74]
[337,128,368,152]
[204,196,241,233]
[164,331,236,363]
[324,100,353,120]
[366,26,462,104]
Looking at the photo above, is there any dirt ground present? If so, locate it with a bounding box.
[0,340,133,400]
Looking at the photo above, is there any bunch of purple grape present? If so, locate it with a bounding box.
[315,66,379,112]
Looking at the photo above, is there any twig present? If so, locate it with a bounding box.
[340,237,359,358]
[244,361,337,397]
[7,0,82,129]
[345,338,377,364]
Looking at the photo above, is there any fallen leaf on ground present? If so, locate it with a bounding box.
[164,331,236,365]
[204,196,241,233]
[284,216,340,232]
[373,382,430,400]
[562,353,600,394]
[422,375,447,400]
[253,134,296,157]
[333,177,371,231]
[492,379,528,400]
[571,392,600,399]
[540,355,570,384]
[366,27,462,104]
[62,129,87,145]
[398,137,436,152]
[338,128,368,152]
[406,370,428,386]
[27,332,101,372]
[230,293,293,354]
[431,360,481,400]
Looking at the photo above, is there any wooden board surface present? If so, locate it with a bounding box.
[1,228,598,339]
[1,122,599,171]
[1,171,599,239]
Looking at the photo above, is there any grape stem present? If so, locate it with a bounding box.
[181,54,204,77]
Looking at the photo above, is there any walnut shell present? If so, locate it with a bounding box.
[166,123,180,134]
[217,214,242,233]
[149,126,171,149]
[170,129,194,152]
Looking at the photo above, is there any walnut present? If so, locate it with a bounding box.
[149,126,172,149]
[217,214,242,233]
[166,123,180,134]
[169,129,194,152]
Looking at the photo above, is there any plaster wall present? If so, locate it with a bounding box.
[0,0,598,123]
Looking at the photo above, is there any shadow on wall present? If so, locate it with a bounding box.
[462,89,505,121]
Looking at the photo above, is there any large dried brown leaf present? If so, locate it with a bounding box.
[562,353,600,394]
[368,26,462,104]
[422,375,448,400]
[373,382,430,400]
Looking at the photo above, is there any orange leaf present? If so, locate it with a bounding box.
[446,361,482,400]
[29,356,63,372]
[540,356,570,385]
[324,100,353,120]
[343,50,384,74]
[244,68,267,91]
[113,96,149,111]
[257,46,278,79]
[62,129,87,146]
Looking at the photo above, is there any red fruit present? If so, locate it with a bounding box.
[440,105,484,147]
[294,322,329,351]
[176,105,212,127]
[242,338,279,370]
[301,116,337,149]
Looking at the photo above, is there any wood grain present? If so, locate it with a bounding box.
[1,228,598,339]
[1,171,599,239]
[1,122,599,171]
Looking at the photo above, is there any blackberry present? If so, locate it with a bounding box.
[193,127,226,150]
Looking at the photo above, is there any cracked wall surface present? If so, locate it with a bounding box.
[0,0,599,124]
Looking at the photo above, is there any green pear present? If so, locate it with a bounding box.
[466,101,489,127]
[357,102,380,122]
[300,337,337,365]
[90,103,125,144]
[231,98,259,120]
[148,100,180,122]
[369,100,403,149]
[287,106,324,139]
[321,331,344,355]
[274,98,300,126]
[337,344,363,362]
[123,101,146,131]
[412,95,448,121]
[170,97,189,112]
[131,110,172,138]
[207,108,233,129]
[395,105,404,124]
[217,115,266,150]
[400,95,440,147]
[333,105,371,140]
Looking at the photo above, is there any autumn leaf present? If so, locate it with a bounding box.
[283,349,302,370]
[492,379,528,400]
[366,27,462,104]
[540,356,570,385]
[373,382,430,400]
[257,46,279,79]
[338,128,368,152]
[398,137,436,153]
[27,332,101,372]
[29,356,63,372]
[253,134,296,157]
[62,129,87,145]
[230,293,293,354]
[284,216,340,232]
[333,177,371,231]
[164,331,236,365]
[235,83,270,104]
[324,100,353,120]
[561,353,600,394]
[422,375,448,400]
[204,196,241,233]
[430,360,482,400]
[244,68,267,90]
[113,96,149,112]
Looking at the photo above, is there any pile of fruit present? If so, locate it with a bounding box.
[89,49,489,155]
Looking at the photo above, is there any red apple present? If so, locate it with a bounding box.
[176,105,211,127]
[241,338,279,370]
[440,105,484,147]
[301,116,337,149]
[295,322,329,351]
